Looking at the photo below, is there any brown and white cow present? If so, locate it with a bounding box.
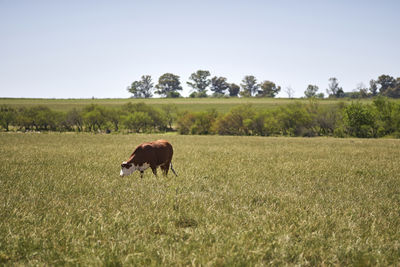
[120,139,177,178]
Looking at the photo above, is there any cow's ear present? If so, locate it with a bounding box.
[121,163,128,168]
[122,163,132,168]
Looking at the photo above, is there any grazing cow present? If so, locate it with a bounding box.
[120,139,177,178]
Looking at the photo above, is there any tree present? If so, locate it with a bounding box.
[257,80,281,97]
[354,82,369,98]
[343,102,377,138]
[187,70,211,97]
[64,108,83,132]
[214,105,256,135]
[285,86,295,98]
[161,104,177,130]
[127,75,154,98]
[387,77,400,98]
[210,76,229,96]
[326,77,344,98]
[0,105,16,131]
[304,84,319,98]
[369,79,378,97]
[122,112,152,133]
[376,74,396,96]
[105,108,123,132]
[240,76,259,96]
[228,83,240,97]
[155,73,182,98]
[376,75,400,98]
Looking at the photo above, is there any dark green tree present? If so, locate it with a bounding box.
[187,70,211,97]
[0,105,16,131]
[210,76,229,96]
[228,83,240,97]
[326,77,344,98]
[155,73,182,98]
[240,75,259,96]
[304,84,319,98]
[343,102,377,138]
[161,104,177,130]
[376,75,396,96]
[354,82,369,98]
[127,75,154,98]
[258,81,281,97]
[376,75,400,98]
[64,108,83,132]
[369,79,378,97]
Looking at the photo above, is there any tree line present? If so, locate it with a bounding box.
[128,71,400,99]
[1,98,399,138]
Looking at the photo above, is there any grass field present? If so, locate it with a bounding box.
[1,133,400,265]
[0,97,375,114]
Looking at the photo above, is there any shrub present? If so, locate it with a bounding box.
[277,103,314,136]
[373,97,400,136]
[62,108,83,132]
[313,104,344,136]
[123,103,168,131]
[191,110,218,135]
[82,105,109,132]
[214,105,256,135]
[176,110,218,135]
[250,110,281,136]
[176,111,196,134]
[343,102,377,138]
[122,112,152,133]
[161,104,177,131]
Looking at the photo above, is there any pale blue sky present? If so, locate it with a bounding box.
[1,0,399,98]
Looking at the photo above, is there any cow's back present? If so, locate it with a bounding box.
[130,140,173,166]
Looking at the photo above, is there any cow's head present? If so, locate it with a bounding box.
[120,161,136,177]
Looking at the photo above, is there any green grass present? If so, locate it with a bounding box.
[1,133,400,265]
[0,97,378,114]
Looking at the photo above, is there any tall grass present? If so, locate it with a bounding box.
[1,133,399,265]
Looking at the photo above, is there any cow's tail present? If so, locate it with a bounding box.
[170,162,178,176]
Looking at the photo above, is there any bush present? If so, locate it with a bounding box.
[122,112,152,133]
[214,105,255,135]
[343,102,377,138]
[176,110,218,135]
[82,105,108,132]
[277,103,314,136]
[1,100,399,138]
[176,111,196,134]
[189,91,208,98]
[373,97,400,136]
[123,103,168,131]
[251,110,281,136]
[191,110,218,135]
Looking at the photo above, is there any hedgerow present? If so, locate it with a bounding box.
[1,98,399,138]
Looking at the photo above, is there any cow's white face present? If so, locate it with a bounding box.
[120,162,151,177]
[120,161,136,177]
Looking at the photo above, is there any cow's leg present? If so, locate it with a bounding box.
[151,166,157,177]
[162,162,170,176]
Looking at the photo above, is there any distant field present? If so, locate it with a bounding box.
[0,97,377,113]
[1,133,399,265]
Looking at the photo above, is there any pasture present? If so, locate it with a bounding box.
[1,133,399,265]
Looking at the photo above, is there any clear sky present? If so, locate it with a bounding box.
[1,0,399,98]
